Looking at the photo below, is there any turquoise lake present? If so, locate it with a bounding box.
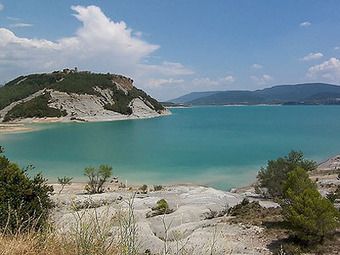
[1,106,340,191]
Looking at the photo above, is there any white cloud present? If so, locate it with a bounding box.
[300,21,311,27]
[10,23,33,28]
[144,78,184,88]
[0,2,3,11]
[307,57,340,83]
[299,52,323,61]
[335,46,340,51]
[7,17,21,21]
[251,74,273,85]
[193,77,219,87]
[69,5,159,62]
[221,75,236,83]
[137,61,194,77]
[0,5,193,88]
[192,76,235,87]
[252,64,262,69]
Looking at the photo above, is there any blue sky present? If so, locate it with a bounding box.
[1,0,340,100]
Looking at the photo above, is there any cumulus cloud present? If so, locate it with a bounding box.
[299,52,323,61]
[10,23,33,28]
[0,5,192,87]
[252,64,262,69]
[300,21,311,27]
[69,5,159,63]
[251,74,273,85]
[307,57,340,83]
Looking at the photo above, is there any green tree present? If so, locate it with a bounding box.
[84,165,112,194]
[0,147,54,233]
[257,150,317,198]
[280,167,340,244]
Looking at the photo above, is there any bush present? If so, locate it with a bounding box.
[153,185,163,191]
[139,184,148,194]
[152,199,169,213]
[257,150,317,198]
[147,199,173,217]
[0,146,54,233]
[280,167,340,244]
[84,165,112,194]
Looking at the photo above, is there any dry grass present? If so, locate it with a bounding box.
[0,232,67,255]
[0,229,120,255]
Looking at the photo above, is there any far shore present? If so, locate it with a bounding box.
[0,123,37,134]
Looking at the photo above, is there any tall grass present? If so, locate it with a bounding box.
[65,199,118,255]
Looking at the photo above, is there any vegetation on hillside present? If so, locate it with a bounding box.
[104,86,165,115]
[0,74,62,110]
[3,93,67,122]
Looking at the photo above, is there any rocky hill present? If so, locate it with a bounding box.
[0,70,171,123]
[170,83,340,105]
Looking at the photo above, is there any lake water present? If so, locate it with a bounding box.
[1,106,340,191]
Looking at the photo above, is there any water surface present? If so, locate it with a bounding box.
[1,106,340,190]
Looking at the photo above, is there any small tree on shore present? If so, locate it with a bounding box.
[257,150,317,198]
[84,165,112,194]
[280,167,340,244]
[57,176,73,194]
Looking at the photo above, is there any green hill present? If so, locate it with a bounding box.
[0,70,167,122]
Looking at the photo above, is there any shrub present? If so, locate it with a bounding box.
[280,167,340,244]
[0,146,54,233]
[147,199,173,218]
[84,165,112,194]
[152,199,169,213]
[57,176,73,194]
[257,150,317,198]
[139,184,148,194]
[153,185,163,191]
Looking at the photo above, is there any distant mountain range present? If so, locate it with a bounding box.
[169,83,340,105]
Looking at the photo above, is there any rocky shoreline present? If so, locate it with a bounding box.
[51,183,278,254]
[49,155,340,254]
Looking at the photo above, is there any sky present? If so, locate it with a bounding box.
[1,1,340,101]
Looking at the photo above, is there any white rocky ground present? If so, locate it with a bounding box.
[51,184,278,255]
[50,155,340,254]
